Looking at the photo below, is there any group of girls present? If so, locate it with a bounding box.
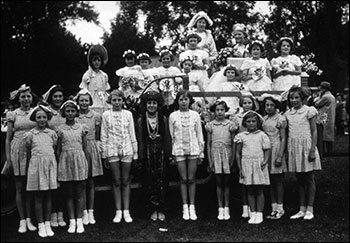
[3,10,319,238]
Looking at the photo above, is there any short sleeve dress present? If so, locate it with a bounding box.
[262,113,287,174]
[25,128,58,191]
[6,108,36,176]
[206,119,237,174]
[76,110,103,177]
[234,130,271,185]
[240,58,272,91]
[57,123,89,181]
[47,106,65,132]
[270,55,302,91]
[284,105,322,172]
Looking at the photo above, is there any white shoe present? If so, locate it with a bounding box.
[76,218,84,233]
[26,218,37,231]
[123,210,133,223]
[57,212,67,227]
[113,210,122,223]
[38,223,47,238]
[248,212,256,224]
[224,207,230,220]
[217,208,224,220]
[182,205,190,220]
[303,211,314,220]
[88,210,96,224]
[242,205,249,218]
[67,219,76,233]
[290,211,306,219]
[45,221,54,237]
[82,210,89,225]
[254,213,263,224]
[189,205,197,221]
[18,220,27,233]
[50,213,58,227]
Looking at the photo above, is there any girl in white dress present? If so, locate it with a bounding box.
[241,40,272,91]
[231,23,250,58]
[271,37,302,91]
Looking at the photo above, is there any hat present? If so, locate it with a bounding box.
[74,89,93,105]
[88,45,108,65]
[232,23,248,37]
[319,81,331,89]
[186,32,202,43]
[187,11,213,29]
[258,93,282,102]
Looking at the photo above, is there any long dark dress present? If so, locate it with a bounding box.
[137,112,171,212]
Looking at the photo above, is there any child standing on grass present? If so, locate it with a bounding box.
[136,91,171,221]
[235,111,271,224]
[57,100,89,234]
[26,105,57,238]
[206,100,237,220]
[284,86,322,220]
[75,89,104,226]
[169,90,204,221]
[5,84,37,234]
[80,45,110,115]
[101,90,138,224]
[261,94,287,219]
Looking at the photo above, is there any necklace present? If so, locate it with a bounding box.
[146,112,159,140]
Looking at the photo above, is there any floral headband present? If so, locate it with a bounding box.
[9,84,31,100]
[232,23,248,36]
[122,49,136,59]
[159,49,172,57]
[137,52,150,60]
[279,37,294,45]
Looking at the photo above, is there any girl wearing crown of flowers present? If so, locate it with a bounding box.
[240,40,272,91]
[80,45,111,115]
[136,53,158,92]
[187,11,218,63]
[180,33,211,89]
[5,84,37,234]
[231,23,250,58]
[75,89,104,226]
[270,37,302,91]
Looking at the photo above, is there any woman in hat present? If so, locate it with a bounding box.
[271,37,302,91]
[80,44,111,115]
[5,84,37,233]
[179,32,211,89]
[136,91,171,221]
[187,11,218,62]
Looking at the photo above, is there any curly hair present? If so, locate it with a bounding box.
[140,91,164,111]
[248,40,265,53]
[209,99,230,112]
[276,37,294,54]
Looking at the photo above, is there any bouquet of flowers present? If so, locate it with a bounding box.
[213,47,236,69]
[300,53,323,76]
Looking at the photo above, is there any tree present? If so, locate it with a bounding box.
[1,1,99,99]
[265,1,349,91]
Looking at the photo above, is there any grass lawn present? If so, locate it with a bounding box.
[1,135,349,242]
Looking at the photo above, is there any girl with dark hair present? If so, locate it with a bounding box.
[169,90,204,221]
[136,91,171,221]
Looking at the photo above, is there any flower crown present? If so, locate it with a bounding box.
[137,52,150,60]
[159,49,172,57]
[122,49,136,59]
[279,37,294,45]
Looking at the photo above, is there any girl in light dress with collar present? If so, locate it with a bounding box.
[234,111,271,224]
[169,90,204,221]
[205,100,237,221]
[100,90,138,224]
[5,84,37,233]
[56,100,89,234]
[75,89,104,226]
[187,11,218,63]
[261,94,287,220]
[284,86,322,220]
[271,37,302,91]
[25,105,58,238]
[80,45,111,115]
[240,40,272,91]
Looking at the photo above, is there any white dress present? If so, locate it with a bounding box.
[188,29,218,61]
[240,58,272,91]
[270,55,302,91]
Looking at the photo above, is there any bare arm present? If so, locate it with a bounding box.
[276,126,287,167]
[261,149,271,170]
[236,142,243,178]
[309,116,318,161]
[206,131,213,171]
[5,121,14,167]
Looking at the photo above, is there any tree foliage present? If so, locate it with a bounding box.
[1,1,98,99]
[265,1,349,90]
